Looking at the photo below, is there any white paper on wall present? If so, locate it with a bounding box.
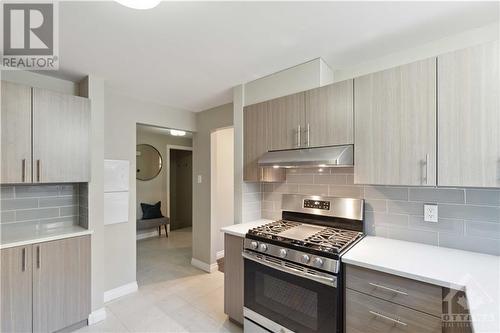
[104,159,130,192]
[104,192,129,225]
[104,159,129,225]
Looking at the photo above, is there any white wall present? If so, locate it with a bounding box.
[103,87,196,291]
[210,127,234,261]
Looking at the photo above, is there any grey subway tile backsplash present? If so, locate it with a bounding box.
[16,207,60,221]
[252,168,500,256]
[409,188,465,204]
[438,204,499,222]
[0,183,88,230]
[1,198,39,210]
[387,200,423,216]
[364,186,408,200]
[465,189,500,206]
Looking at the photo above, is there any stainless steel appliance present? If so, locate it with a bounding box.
[243,194,364,333]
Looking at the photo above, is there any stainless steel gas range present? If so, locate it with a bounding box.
[243,194,364,333]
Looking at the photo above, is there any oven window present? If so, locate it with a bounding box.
[245,259,338,333]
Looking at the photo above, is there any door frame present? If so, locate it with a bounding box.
[166,145,193,226]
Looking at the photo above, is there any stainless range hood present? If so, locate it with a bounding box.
[258,144,354,168]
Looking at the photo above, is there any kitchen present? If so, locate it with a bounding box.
[0,2,499,333]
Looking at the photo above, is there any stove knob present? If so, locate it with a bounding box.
[250,241,258,250]
[300,254,310,264]
[313,258,324,268]
[259,243,268,252]
[279,249,287,258]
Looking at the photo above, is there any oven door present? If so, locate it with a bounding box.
[243,251,338,333]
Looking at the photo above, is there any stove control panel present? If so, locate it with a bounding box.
[303,199,330,210]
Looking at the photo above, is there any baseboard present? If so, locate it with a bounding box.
[103,281,138,303]
[216,250,224,260]
[88,307,106,325]
[136,230,158,240]
[191,258,218,273]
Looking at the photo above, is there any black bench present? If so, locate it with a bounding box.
[136,217,169,237]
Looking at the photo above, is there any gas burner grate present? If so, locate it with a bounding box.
[304,228,362,253]
[249,220,301,235]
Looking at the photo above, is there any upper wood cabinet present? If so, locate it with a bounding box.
[305,79,354,147]
[243,102,285,182]
[267,92,306,151]
[437,41,500,188]
[354,58,437,186]
[0,82,90,184]
[1,82,32,184]
[32,88,90,183]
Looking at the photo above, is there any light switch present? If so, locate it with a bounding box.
[424,204,438,223]
[197,175,202,183]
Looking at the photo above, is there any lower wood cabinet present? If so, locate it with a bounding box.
[1,245,33,332]
[223,234,244,324]
[0,235,91,333]
[345,264,472,333]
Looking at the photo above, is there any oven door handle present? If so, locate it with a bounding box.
[242,251,337,288]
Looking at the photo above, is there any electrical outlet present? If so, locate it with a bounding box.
[424,204,438,223]
[197,175,202,184]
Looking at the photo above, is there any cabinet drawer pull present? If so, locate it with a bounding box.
[22,248,27,271]
[369,282,408,296]
[369,310,407,327]
[425,154,430,185]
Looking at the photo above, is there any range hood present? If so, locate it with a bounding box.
[258,144,353,168]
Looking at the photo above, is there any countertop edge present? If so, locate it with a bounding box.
[341,257,465,290]
[0,229,94,249]
[221,219,273,237]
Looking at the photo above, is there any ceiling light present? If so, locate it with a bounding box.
[116,0,161,10]
[170,129,186,137]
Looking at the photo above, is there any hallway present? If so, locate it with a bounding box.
[78,228,241,332]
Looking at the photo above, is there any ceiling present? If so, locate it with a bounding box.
[57,1,499,112]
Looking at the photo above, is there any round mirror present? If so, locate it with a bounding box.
[136,144,162,181]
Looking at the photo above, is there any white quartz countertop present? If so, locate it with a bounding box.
[1,223,92,249]
[343,236,500,333]
[220,219,273,237]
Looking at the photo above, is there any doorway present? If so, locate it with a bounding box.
[168,147,193,230]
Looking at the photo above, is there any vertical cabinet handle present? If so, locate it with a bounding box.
[21,159,26,182]
[22,248,27,271]
[297,125,301,147]
[306,123,310,147]
[425,154,430,185]
[37,160,41,182]
[36,246,41,268]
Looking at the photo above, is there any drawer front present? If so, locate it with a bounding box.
[345,265,442,316]
[346,288,442,333]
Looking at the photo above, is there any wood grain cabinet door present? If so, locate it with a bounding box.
[1,81,32,184]
[244,101,268,182]
[243,102,285,182]
[32,236,91,332]
[438,41,500,187]
[354,58,437,186]
[0,245,33,333]
[267,92,306,151]
[32,88,90,183]
[305,79,354,147]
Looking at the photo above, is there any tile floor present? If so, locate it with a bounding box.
[77,227,242,333]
